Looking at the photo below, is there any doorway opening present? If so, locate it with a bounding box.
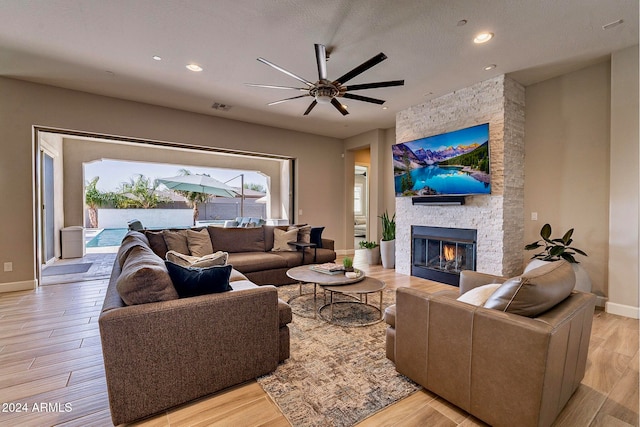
[33,128,295,286]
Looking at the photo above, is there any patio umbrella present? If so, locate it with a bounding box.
[157,175,238,198]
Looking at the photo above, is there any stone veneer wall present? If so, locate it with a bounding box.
[395,75,525,278]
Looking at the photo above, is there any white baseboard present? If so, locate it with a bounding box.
[0,279,37,293]
[595,295,608,308]
[335,249,354,256]
[605,301,640,319]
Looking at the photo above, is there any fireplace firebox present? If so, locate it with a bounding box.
[411,226,477,286]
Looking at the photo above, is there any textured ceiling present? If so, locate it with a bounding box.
[0,0,637,139]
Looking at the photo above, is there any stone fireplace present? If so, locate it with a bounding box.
[396,75,525,279]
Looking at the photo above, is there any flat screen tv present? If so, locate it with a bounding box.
[393,123,490,197]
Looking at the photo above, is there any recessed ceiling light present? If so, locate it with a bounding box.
[382,106,388,110]
[186,64,203,72]
[152,55,162,61]
[457,19,468,27]
[473,32,494,44]
[484,64,497,71]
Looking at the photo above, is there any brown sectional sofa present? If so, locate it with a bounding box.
[99,225,330,425]
[144,225,336,285]
[385,262,596,427]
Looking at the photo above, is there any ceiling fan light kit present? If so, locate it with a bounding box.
[247,43,404,116]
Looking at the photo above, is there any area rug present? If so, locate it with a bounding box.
[257,284,420,427]
[42,263,92,276]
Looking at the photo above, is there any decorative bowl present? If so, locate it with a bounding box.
[345,271,358,279]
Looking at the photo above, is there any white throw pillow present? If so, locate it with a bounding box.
[457,283,502,306]
[166,250,228,268]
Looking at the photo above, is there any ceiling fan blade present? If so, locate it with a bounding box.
[331,98,349,116]
[334,52,387,85]
[314,44,327,81]
[257,57,314,87]
[303,100,318,115]
[245,83,309,91]
[342,93,385,105]
[267,94,310,106]
[345,80,405,91]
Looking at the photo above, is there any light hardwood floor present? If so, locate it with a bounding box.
[0,257,637,426]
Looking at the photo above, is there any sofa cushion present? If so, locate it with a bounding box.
[457,283,502,306]
[116,245,179,305]
[186,228,214,256]
[484,260,575,317]
[166,250,229,268]
[117,231,150,268]
[271,251,303,267]
[272,228,298,251]
[208,226,266,253]
[226,252,288,273]
[144,230,169,258]
[165,262,233,298]
[162,230,190,255]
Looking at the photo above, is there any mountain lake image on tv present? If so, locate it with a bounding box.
[393,123,490,196]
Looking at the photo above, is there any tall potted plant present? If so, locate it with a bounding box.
[525,223,591,292]
[379,210,396,269]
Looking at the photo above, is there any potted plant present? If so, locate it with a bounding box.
[342,256,354,272]
[358,240,381,265]
[379,210,396,269]
[525,223,591,292]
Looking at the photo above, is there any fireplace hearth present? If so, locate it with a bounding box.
[412,226,477,286]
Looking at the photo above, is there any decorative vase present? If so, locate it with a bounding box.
[380,239,395,269]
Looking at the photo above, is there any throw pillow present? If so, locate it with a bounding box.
[165,261,232,298]
[310,226,325,248]
[272,227,298,251]
[162,230,190,255]
[456,283,502,306]
[166,250,229,268]
[289,224,311,244]
[116,245,179,305]
[145,230,169,258]
[484,260,575,317]
[187,228,214,257]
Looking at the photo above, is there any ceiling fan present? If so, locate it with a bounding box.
[246,44,404,116]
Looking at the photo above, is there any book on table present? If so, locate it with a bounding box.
[310,263,345,275]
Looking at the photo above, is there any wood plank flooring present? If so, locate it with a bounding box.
[0,256,637,426]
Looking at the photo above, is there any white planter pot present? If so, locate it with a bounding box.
[365,247,381,265]
[524,259,592,293]
[380,239,395,269]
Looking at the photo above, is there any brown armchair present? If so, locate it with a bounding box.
[385,266,596,427]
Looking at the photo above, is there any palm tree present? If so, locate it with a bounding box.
[117,175,166,209]
[172,169,211,226]
[85,177,111,228]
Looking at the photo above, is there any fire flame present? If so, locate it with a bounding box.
[444,245,456,261]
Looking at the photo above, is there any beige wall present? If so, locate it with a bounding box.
[0,77,344,291]
[524,60,612,298]
[608,45,639,317]
[61,137,285,226]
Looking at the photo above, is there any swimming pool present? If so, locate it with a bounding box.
[86,228,128,247]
